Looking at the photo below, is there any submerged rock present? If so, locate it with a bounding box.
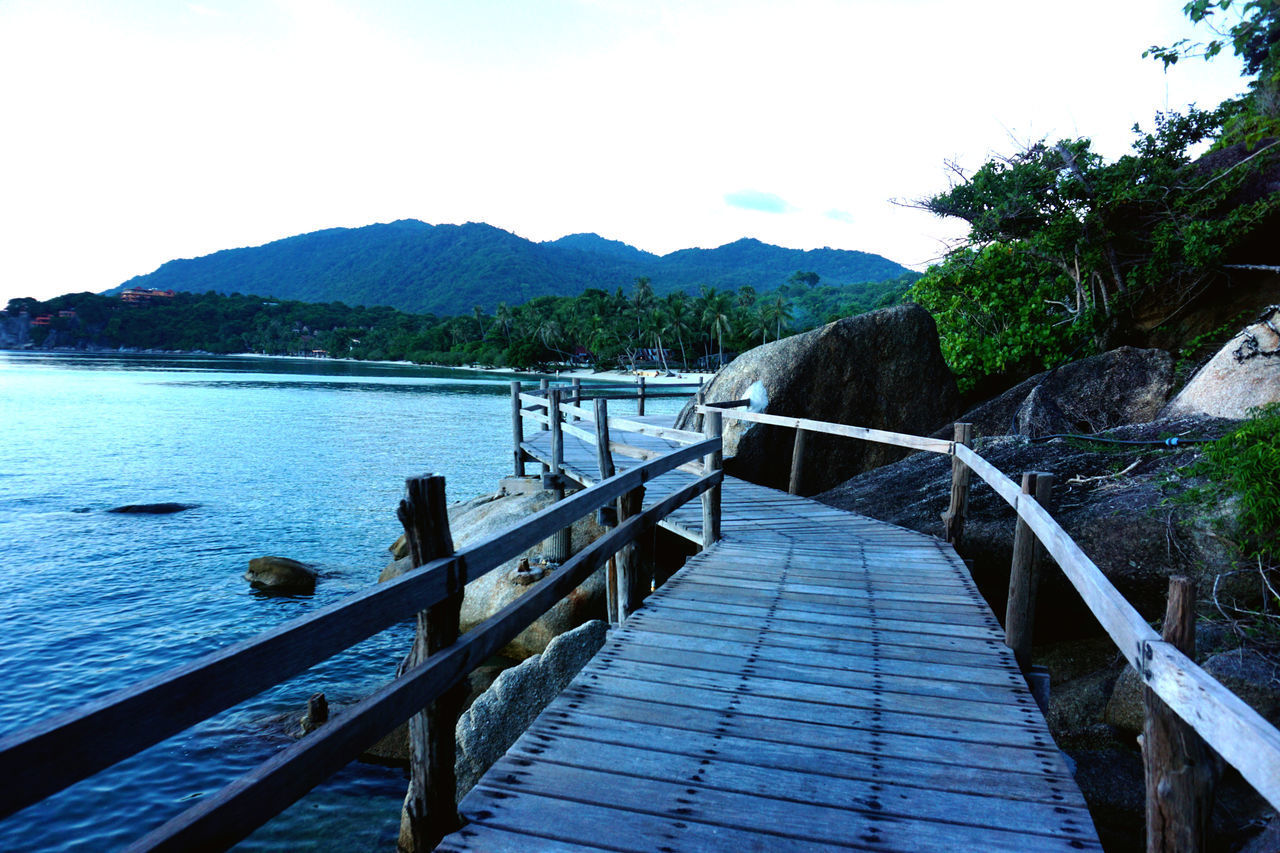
[107,502,199,514]
[245,555,317,593]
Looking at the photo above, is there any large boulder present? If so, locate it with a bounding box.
[380,489,608,659]
[245,556,317,593]
[453,620,608,800]
[674,304,958,494]
[1163,307,1280,419]
[945,347,1174,439]
[816,415,1246,641]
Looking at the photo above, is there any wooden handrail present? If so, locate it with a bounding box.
[129,468,723,852]
[702,403,1280,813]
[0,435,722,830]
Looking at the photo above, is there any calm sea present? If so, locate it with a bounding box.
[0,351,678,851]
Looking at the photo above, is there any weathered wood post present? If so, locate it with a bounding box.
[788,427,807,495]
[1144,576,1219,853]
[509,381,524,477]
[395,475,463,852]
[694,386,706,434]
[538,378,550,431]
[702,409,723,549]
[942,422,973,545]
[546,388,570,564]
[1005,471,1053,673]
[616,484,646,620]
[637,376,646,416]
[594,397,619,624]
[537,378,550,476]
[570,377,582,422]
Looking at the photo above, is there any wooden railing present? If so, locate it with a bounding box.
[511,381,722,620]
[0,409,723,851]
[700,403,1280,850]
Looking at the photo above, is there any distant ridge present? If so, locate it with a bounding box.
[113,220,913,316]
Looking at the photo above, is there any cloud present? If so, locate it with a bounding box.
[824,209,854,224]
[724,190,792,214]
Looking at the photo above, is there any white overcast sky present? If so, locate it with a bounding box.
[0,0,1251,305]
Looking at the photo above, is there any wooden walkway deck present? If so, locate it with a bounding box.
[438,419,1100,851]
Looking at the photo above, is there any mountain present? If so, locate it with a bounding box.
[113,220,914,316]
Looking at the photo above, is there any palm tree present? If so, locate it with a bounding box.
[472,306,485,338]
[701,290,734,367]
[663,292,693,368]
[750,305,772,345]
[772,294,793,340]
[494,302,513,345]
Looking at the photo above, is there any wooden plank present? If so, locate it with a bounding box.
[702,406,954,455]
[598,642,1028,709]
[559,420,598,446]
[642,591,1005,642]
[525,704,1083,805]
[605,414,705,445]
[613,626,1023,688]
[460,760,1098,852]
[625,613,1017,670]
[585,657,1046,735]
[553,683,1067,775]
[492,731,1095,838]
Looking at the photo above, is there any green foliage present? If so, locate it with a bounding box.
[1177,403,1280,560]
[909,246,1084,391]
[914,96,1278,391]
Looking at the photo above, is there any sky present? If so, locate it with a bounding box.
[0,0,1253,306]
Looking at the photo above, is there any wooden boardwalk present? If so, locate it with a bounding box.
[438,419,1101,851]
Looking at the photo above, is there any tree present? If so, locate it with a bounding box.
[700,288,734,367]
[789,270,820,288]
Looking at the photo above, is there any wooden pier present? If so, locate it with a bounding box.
[4,379,1279,852]
[440,415,1101,850]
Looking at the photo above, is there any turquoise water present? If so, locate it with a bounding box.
[0,352,678,851]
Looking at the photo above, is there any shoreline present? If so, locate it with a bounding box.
[5,346,715,387]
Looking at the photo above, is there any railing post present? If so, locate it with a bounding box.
[694,387,706,434]
[594,397,619,624]
[701,409,723,549]
[616,484,646,620]
[546,388,570,564]
[637,376,646,417]
[570,377,582,422]
[395,475,463,852]
[1144,576,1219,853]
[538,378,550,431]
[1005,471,1053,673]
[942,422,973,545]
[510,381,524,477]
[788,427,807,495]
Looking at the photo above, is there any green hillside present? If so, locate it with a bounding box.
[112,221,913,315]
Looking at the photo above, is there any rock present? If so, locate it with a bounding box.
[107,502,199,514]
[946,347,1174,439]
[673,305,958,495]
[1103,666,1145,733]
[816,415,1245,641]
[454,620,608,799]
[244,555,317,593]
[389,533,409,560]
[1163,307,1280,420]
[1104,643,1280,735]
[379,489,608,659]
[1202,648,1280,728]
[360,660,513,766]
[300,693,328,734]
